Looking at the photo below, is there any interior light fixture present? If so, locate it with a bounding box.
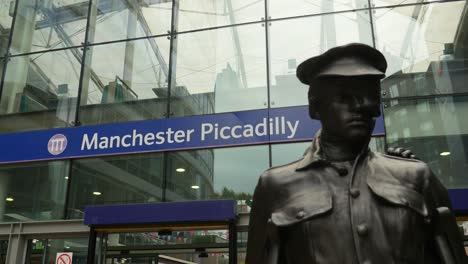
[5,197,13,202]
[191,185,200,189]
[65,246,70,249]
[440,152,450,156]
[65,176,69,180]
[176,168,186,173]
[92,191,102,196]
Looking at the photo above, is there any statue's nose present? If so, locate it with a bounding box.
[350,96,381,116]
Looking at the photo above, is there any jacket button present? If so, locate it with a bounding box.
[296,210,305,219]
[337,167,348,176]
[350,188,360,198]
[356,224,369,236]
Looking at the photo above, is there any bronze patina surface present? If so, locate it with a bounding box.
[246,43,467,264]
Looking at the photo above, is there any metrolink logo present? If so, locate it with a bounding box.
[48,134,68,155]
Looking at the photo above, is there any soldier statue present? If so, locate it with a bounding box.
[246,43,467,264]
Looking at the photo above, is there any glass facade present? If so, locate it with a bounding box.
[0,1,466,260]
[26,237,88,264]
[0,160,68,222]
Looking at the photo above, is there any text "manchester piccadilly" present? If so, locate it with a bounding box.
[80,117,299,150]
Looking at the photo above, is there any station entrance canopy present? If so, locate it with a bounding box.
[84,200,238,264]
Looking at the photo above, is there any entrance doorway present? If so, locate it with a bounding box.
[85,200,239,264]
[95,227,232,264]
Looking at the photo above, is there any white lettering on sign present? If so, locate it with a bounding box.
[200,117,299,141]
[80,116,300,151]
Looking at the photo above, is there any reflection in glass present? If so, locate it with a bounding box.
[0,1,15,56]
[375,1,468,98]
[271,141,309,166]
[67,153,164,219]
[166,146,269,207]
[0,240,7,264]
[106,229,229,248]
[177,0,264,32]
[269,0,367,19]
[0,49,81,133]
[372,0,439,8]
[100,229,232,264]
[269,11,373,108]
[9,0,88,55]
[79,37,170,125]
[171,24,267,116]
[26,237,88,264]
[89,0,172,44]
[384,96,468,188]
[0,160,68,222]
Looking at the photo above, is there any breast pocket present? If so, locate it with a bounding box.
[367,176,428,261]
[367,175,428,217]
[270,187,333,227]
[268,188,333,264]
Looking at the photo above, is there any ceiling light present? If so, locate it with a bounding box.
[5,197,13,202]
[440,152,450,156]
[92,192,102,196]
[65,246,70,249]
[65,176,69,180]
[176,168,185,173]
[191,185,200,189]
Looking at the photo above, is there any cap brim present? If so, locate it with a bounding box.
[317,58,385,78]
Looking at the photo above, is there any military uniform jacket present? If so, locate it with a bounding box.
[246,134,466,264]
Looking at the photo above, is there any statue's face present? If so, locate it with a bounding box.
[314,77,381,140]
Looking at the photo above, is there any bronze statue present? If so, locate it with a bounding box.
[246,43,467,264]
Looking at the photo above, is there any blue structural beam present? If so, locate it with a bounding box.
[84,200,237,226]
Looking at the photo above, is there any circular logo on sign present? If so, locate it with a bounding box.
[48,134,68,155]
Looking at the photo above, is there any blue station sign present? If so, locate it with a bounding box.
[0,105,385,164]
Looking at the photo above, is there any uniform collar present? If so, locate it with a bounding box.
[296,130,327,171]
[295,130,370,171]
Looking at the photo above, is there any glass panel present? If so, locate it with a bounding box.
[166,146,269,207]
[10,0,88,55]
[89,0,172,44]
[0,240,7,264]
[271,137,385,166]
[372,0,443,8]
[0,49,81,133]
[375,1,468,98]
[384,95,468,188]
[0,0,15,56]
[67,153,164,219]
[177,0,264,32]
[269,11,374,108]
[0,160,68,222]
[26,237,88,264]
[171,24,267,116]
[79,37,170,126]
[269,0,368,19]
[369,136,386,153]
[97,228,236,264]
[106,229,229,248]
[237,231,247,263]
[271,141,309,166]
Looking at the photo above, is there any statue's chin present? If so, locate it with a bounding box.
[345,128,372,141]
